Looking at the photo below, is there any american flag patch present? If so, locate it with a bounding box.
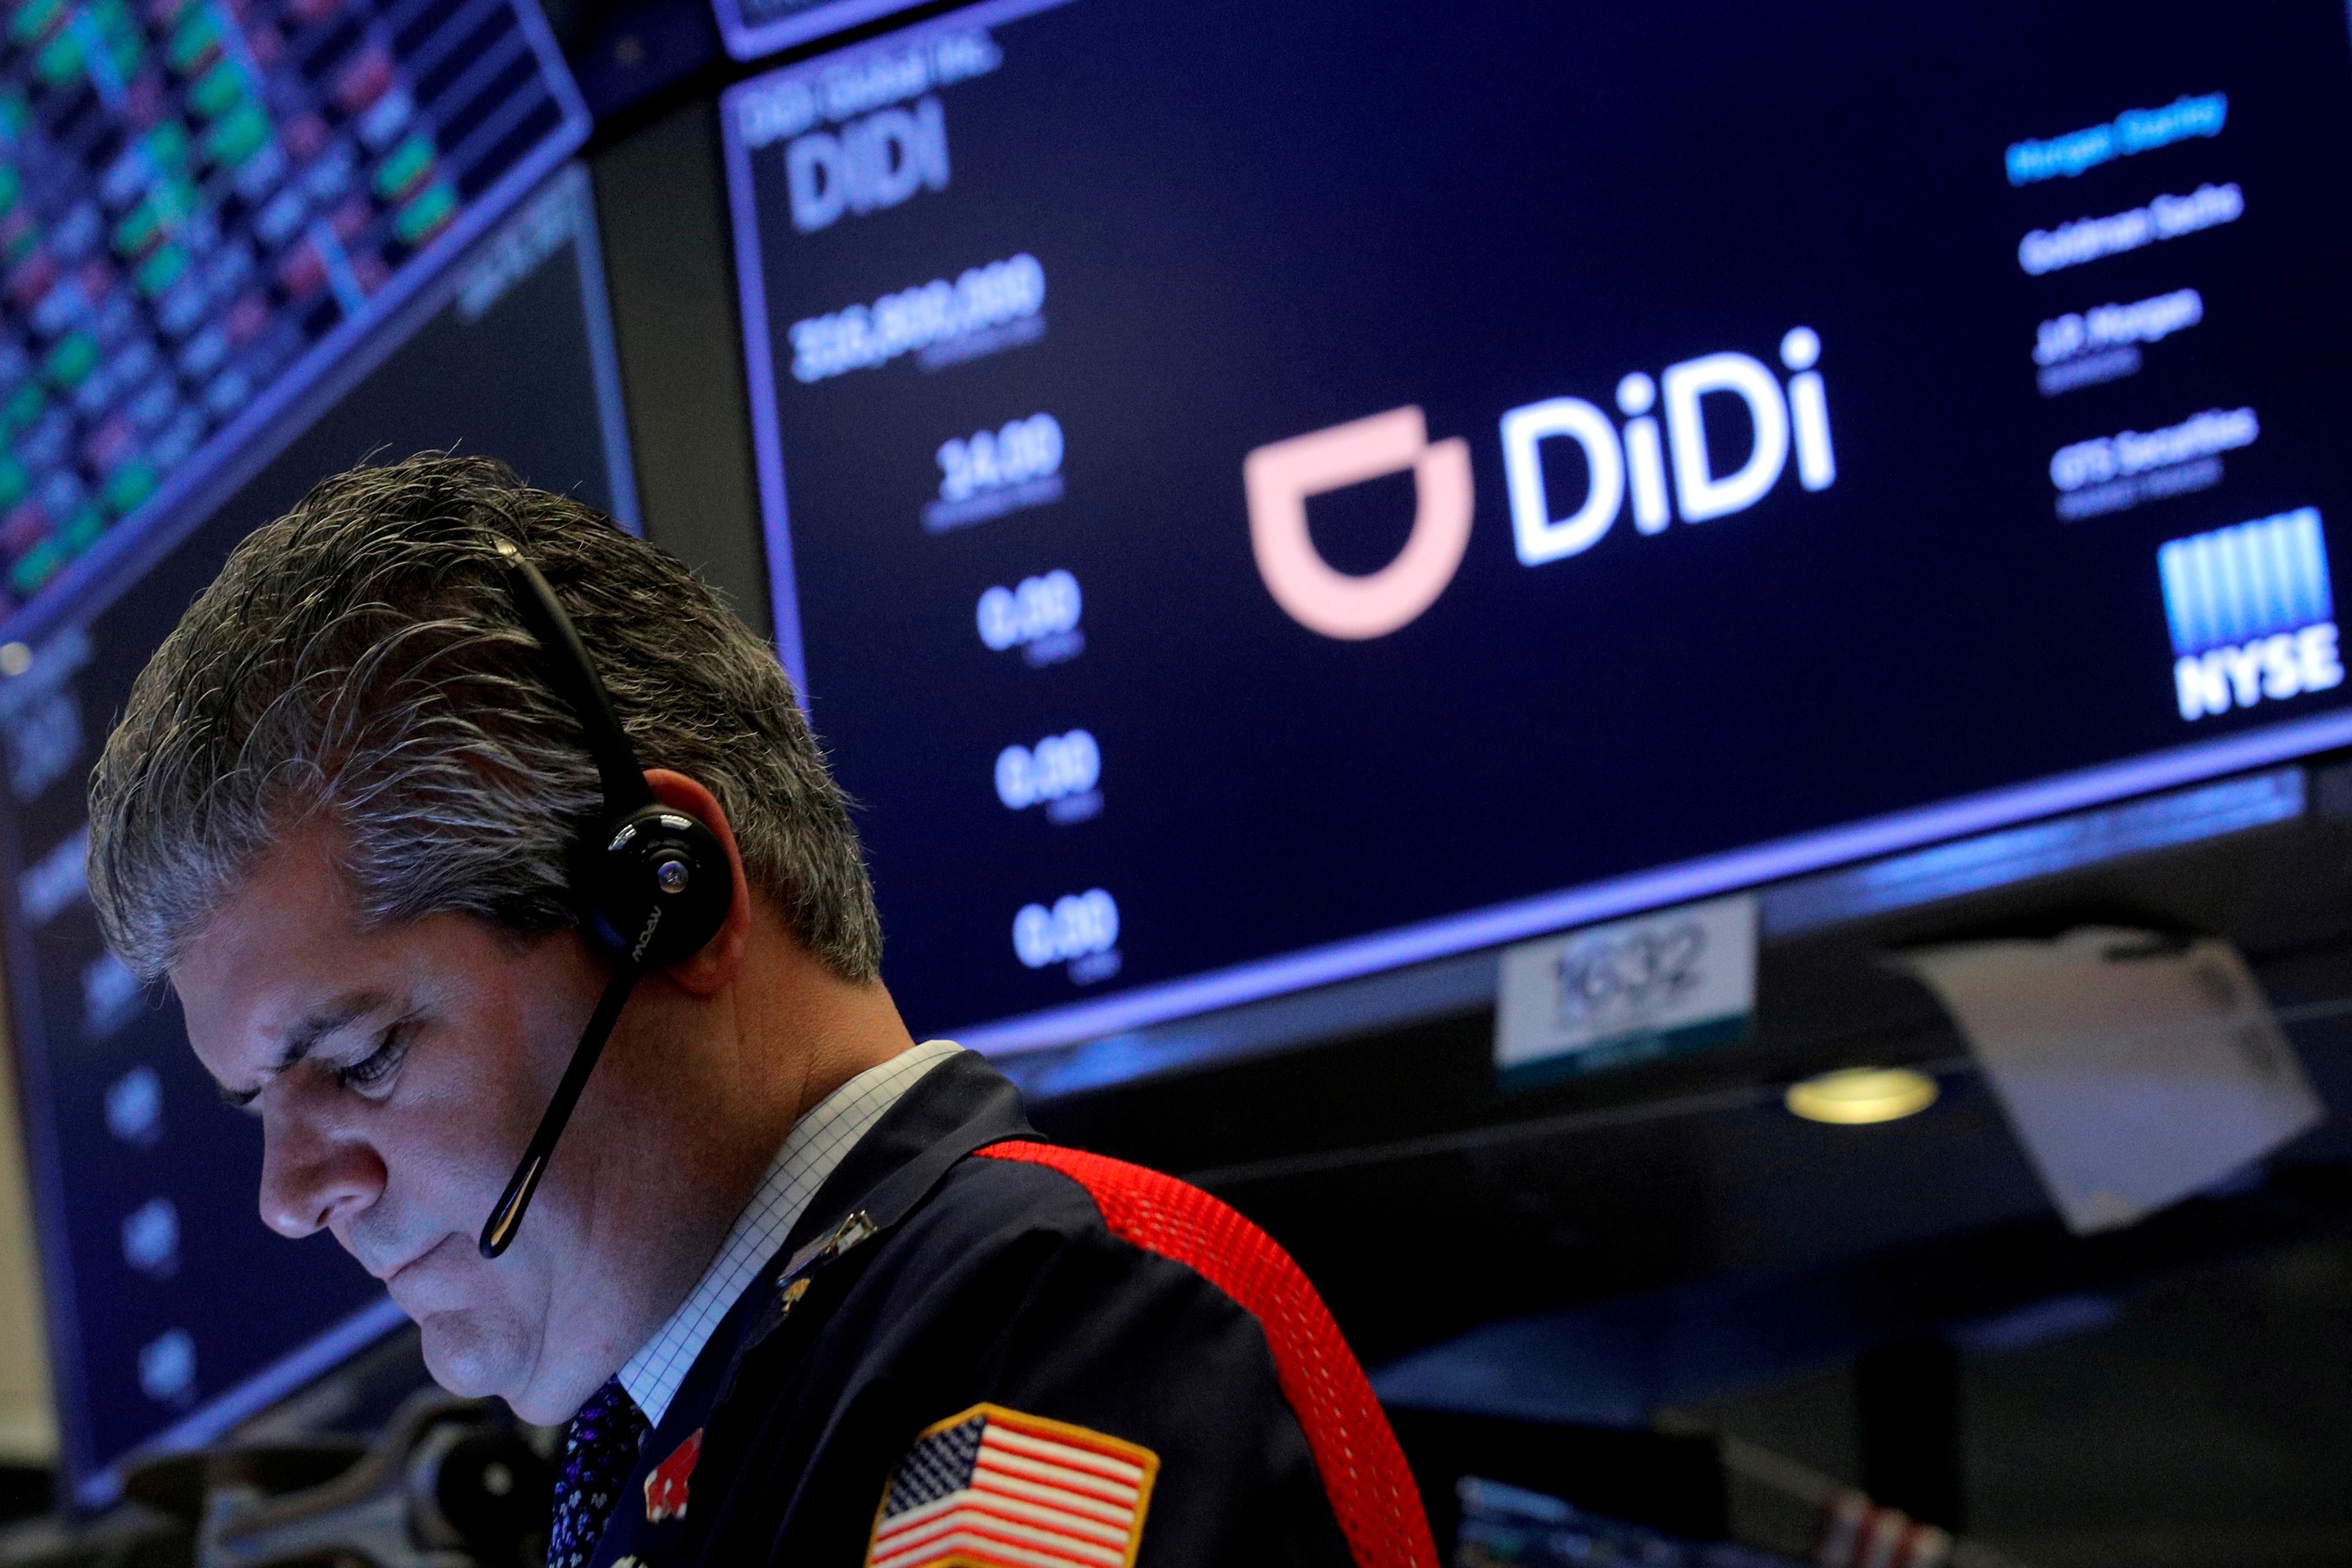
[864,1403,1159,1568]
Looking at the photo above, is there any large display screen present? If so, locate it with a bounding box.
[724,0,2352,1053]
[0,164,635,1505]
[0,0,586,647]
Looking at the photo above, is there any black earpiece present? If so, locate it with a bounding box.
[578,803,733,969]
[478,540,733,1259]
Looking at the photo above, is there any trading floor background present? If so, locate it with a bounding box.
[3,0,2352,1563]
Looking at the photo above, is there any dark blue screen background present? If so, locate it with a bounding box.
[730,0,2352,1040]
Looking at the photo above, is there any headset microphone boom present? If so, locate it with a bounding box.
[476,539,732,1259]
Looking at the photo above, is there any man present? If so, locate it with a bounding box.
[86,455,1436,1568]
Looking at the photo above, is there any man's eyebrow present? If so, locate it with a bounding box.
[216,993,393,1108]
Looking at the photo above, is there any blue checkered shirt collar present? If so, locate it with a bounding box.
[616,1039,964,1426]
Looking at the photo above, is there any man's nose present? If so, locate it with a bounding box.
[259,1089,387,1240]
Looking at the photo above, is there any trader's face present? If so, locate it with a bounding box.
[172,822,643,1422]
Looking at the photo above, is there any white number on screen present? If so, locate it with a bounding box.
[939,412,1062,502]
[996,730,1100,811]
[1013,889,1119,969]
[976,569,1081,651]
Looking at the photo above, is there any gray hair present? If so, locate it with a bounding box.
[87,453,882,983]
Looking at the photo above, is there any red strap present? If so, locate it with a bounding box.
[975,1139,1437,1568]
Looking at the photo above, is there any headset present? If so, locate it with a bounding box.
[476,540,733,1259]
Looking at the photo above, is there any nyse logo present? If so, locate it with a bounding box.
[787,96,949,233]
[1243,329,1835,638]
[2160,507,2343,720]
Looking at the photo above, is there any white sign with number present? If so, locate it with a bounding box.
[1495,893,1758,1082]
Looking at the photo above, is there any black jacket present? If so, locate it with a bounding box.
[584,1051,1435,1568]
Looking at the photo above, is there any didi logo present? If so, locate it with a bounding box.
[1244,406,1474,639]
[1244,329,1838,640]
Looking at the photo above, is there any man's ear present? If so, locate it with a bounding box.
[642,769,750,995]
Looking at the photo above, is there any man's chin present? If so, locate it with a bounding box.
[415,1307,531,1402]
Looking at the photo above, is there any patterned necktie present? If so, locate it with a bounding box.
[549,1378,650,1568]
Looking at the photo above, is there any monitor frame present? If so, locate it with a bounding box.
[710,0,937,65]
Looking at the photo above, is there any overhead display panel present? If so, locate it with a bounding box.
[0,0,586,644]
[722,0,2352,1053]
[0,164,635,1507]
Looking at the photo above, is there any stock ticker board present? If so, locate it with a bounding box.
[0,0,593,1504]
[0,162,631,1504]
[0,0,585,641]
[724,0,2352,1053]
[0,150,621,1533]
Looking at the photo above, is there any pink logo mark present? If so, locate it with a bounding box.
[1243,406,1474,639]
